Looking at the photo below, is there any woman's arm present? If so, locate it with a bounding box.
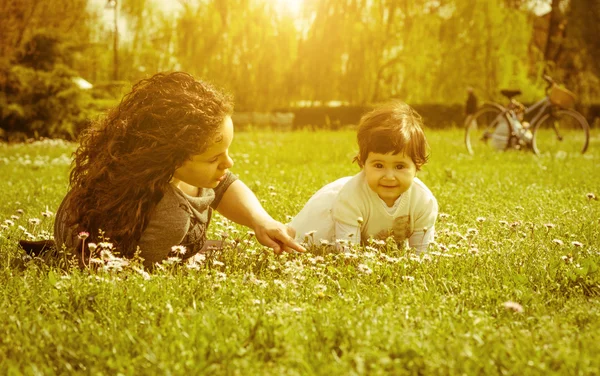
[216,180,305,254]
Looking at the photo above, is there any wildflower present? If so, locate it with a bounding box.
[132,266,151,280]
[4,220,14,226]
[357,263,373,275]
[503,301,524,313]
[544,223,555,230]
[467,228,479,236]
[571,241,583,248]
[510,221,522,228]
[212,260,225,267]
[476,217,486,223]
[561,254,573,264]
[28,218,41,226]
[88,243,97,252]
[469,247,479,255]
[586,193,597,201]
[499,220,508,226]
[273,279,286,289]
[171,245,187,255]
[247,230,255,237]
[305,230,317,237]
[439,213,450,219]
[402,275,415,282]
[10,215,19,220]
[16,209,24,214]
[98,242,113,249]
[319,239,330,246]
[357,216,364,225]
[78,231,90,240]
[42,210,53,218]
[18,225,26,232]
[552,239,564,246]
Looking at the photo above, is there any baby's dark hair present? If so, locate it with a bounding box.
[353,101,429,170]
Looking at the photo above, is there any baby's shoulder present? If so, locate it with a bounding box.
[410,177,436,199]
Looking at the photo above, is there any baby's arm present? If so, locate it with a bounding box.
[409,228,435,253]
[334,221,361,246]
[408,194,438,253]
[216,180,305,254]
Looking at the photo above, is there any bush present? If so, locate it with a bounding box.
[0,64,97,140]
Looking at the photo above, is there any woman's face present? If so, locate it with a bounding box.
[173,116,234,189]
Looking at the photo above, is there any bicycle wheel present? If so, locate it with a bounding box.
[532,109,590,156]
[465,104,512,155]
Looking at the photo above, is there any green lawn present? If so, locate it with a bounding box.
[1,129,599,375]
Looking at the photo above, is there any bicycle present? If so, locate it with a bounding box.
[464,75,590,156]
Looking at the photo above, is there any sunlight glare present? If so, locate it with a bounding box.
[275,0,304,16]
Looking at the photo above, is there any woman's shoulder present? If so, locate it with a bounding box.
[152,185,194,225]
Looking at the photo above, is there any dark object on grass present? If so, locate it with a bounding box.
[466,87,478,116]
[19,239,56,256]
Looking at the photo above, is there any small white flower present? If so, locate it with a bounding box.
[28,218,41,226]
[402,275,415,282]
[571,241,583,248]
[77,231,89,240]
[98,242,113,249]
[503,301,524,313]
[171,245,187,255]
[357,216,364,225]
[552,239,564,246]
[357,263,373,275]
[476,217,486,223]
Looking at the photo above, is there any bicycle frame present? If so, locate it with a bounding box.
[521,96,552,127]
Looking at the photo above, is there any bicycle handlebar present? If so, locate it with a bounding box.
[543,75,555,92]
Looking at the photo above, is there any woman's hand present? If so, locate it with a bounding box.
[252,216,305,254]
[216,180,306,255]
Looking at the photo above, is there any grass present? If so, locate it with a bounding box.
[1,128,599,375]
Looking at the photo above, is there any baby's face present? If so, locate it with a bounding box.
[363,152,417,207]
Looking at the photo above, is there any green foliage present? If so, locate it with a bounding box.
[0,64,95,140]
[0,129,599,374]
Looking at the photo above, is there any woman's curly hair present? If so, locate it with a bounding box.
[65,72,233,257]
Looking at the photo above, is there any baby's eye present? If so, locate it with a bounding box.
[374,163,384,168]
[396,165,405,170]
[209,157,219,163]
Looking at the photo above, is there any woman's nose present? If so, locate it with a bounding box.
[222,154,234,169]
